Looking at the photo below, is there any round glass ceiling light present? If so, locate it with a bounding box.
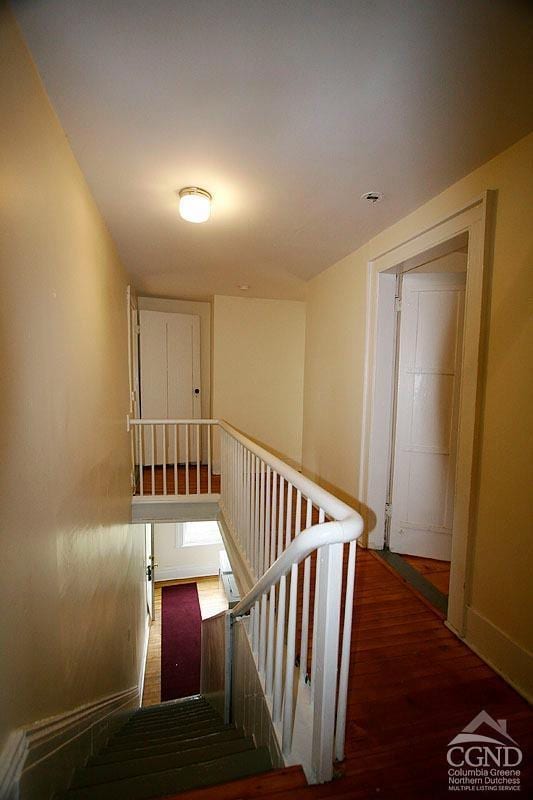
[178,187,212,223]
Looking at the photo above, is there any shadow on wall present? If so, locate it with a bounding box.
[299,466,376,547]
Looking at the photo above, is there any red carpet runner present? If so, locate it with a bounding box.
[161,583,202,701]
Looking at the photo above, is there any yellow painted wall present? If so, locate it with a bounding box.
[0,6,146,751]
[213,295,306,466]
[302,133,533,695]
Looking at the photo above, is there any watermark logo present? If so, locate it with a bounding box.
[447,711,522,791]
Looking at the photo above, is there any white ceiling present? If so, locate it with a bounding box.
[13,0,533,300]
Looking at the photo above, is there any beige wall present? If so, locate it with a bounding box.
[302,133,533,695]
[213,295,306,466]
[0,6,146,752]
[138,297,212,419]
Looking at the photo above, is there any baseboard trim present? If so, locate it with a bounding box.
[155,565,219,581]
[25,686,138,799]
[0,729,27,800]
[0,617,153,800]
[0,684,139,800]
[446,606,533,703]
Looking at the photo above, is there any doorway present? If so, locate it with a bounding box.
[360,193,491,633]
[381,247,467,608]
[139,310,201,462]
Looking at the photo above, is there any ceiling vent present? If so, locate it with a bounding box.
[361,191,384,204]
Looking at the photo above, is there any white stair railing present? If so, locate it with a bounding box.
[127,418,219,500]
[127,416,364,781]
[219,421,364,783]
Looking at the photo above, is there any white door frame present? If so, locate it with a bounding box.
[359,192,493,635]
[145,523,155,620]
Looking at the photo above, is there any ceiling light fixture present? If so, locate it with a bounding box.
[178,187,212,223]
[238,284,250,291]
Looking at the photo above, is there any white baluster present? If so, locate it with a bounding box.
[273,576,286,722]
[300,498,313,684]
[245,449,251,564]
[207,424,212,494]
[151,424,155,496]
[277,477,285,558]
[335,539,357,762]
[173,424,178,495]
[196,423,201,495]
[266,582,276,698]
[264,465,271,569]
[283,561,298,755]
[270,471,278,566]
[253,456,260,577]
[162,425,167,495]
[259,592,267,677]
[285,482,293,548]
[138,425,143,497]
[259,461,265,575]
[185,423,190,496]
[295,490,302,537]
[252,598,260,657]
[311,508,325,688]
[311,541,343,783]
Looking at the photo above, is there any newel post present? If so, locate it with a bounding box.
[224,610,233,725]
[311,542,343,782]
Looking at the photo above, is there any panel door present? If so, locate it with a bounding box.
[139,310,200,465]
[389,272,465,559]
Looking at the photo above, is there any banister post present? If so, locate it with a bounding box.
[224,610,233,725]
[311,542,343,783]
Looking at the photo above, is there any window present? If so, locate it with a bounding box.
[176,521,223,548]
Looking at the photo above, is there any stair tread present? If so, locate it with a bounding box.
[131,705,210,721]
[58,747,273,800]
[136,696,204,713]
[90,728,244,765]
[119,710,219,734]
[72,737,254,788]
[131,703,212,718]
[107,719,229,747]
[132,700,211,718]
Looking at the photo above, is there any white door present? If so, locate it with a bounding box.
[389,272,465,560]
[145,523,155,620]
[139,311,201,463]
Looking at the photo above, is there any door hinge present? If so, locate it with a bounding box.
[385,502,392,519]
[394,297,402,313]
[136,324,141,335]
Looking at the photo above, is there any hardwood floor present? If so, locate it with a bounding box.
[142,576,228,707]
[400,554,451,595]
[136,464,220,496]
[168,549,532,799]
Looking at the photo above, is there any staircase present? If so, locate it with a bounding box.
[57,696,273,799]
